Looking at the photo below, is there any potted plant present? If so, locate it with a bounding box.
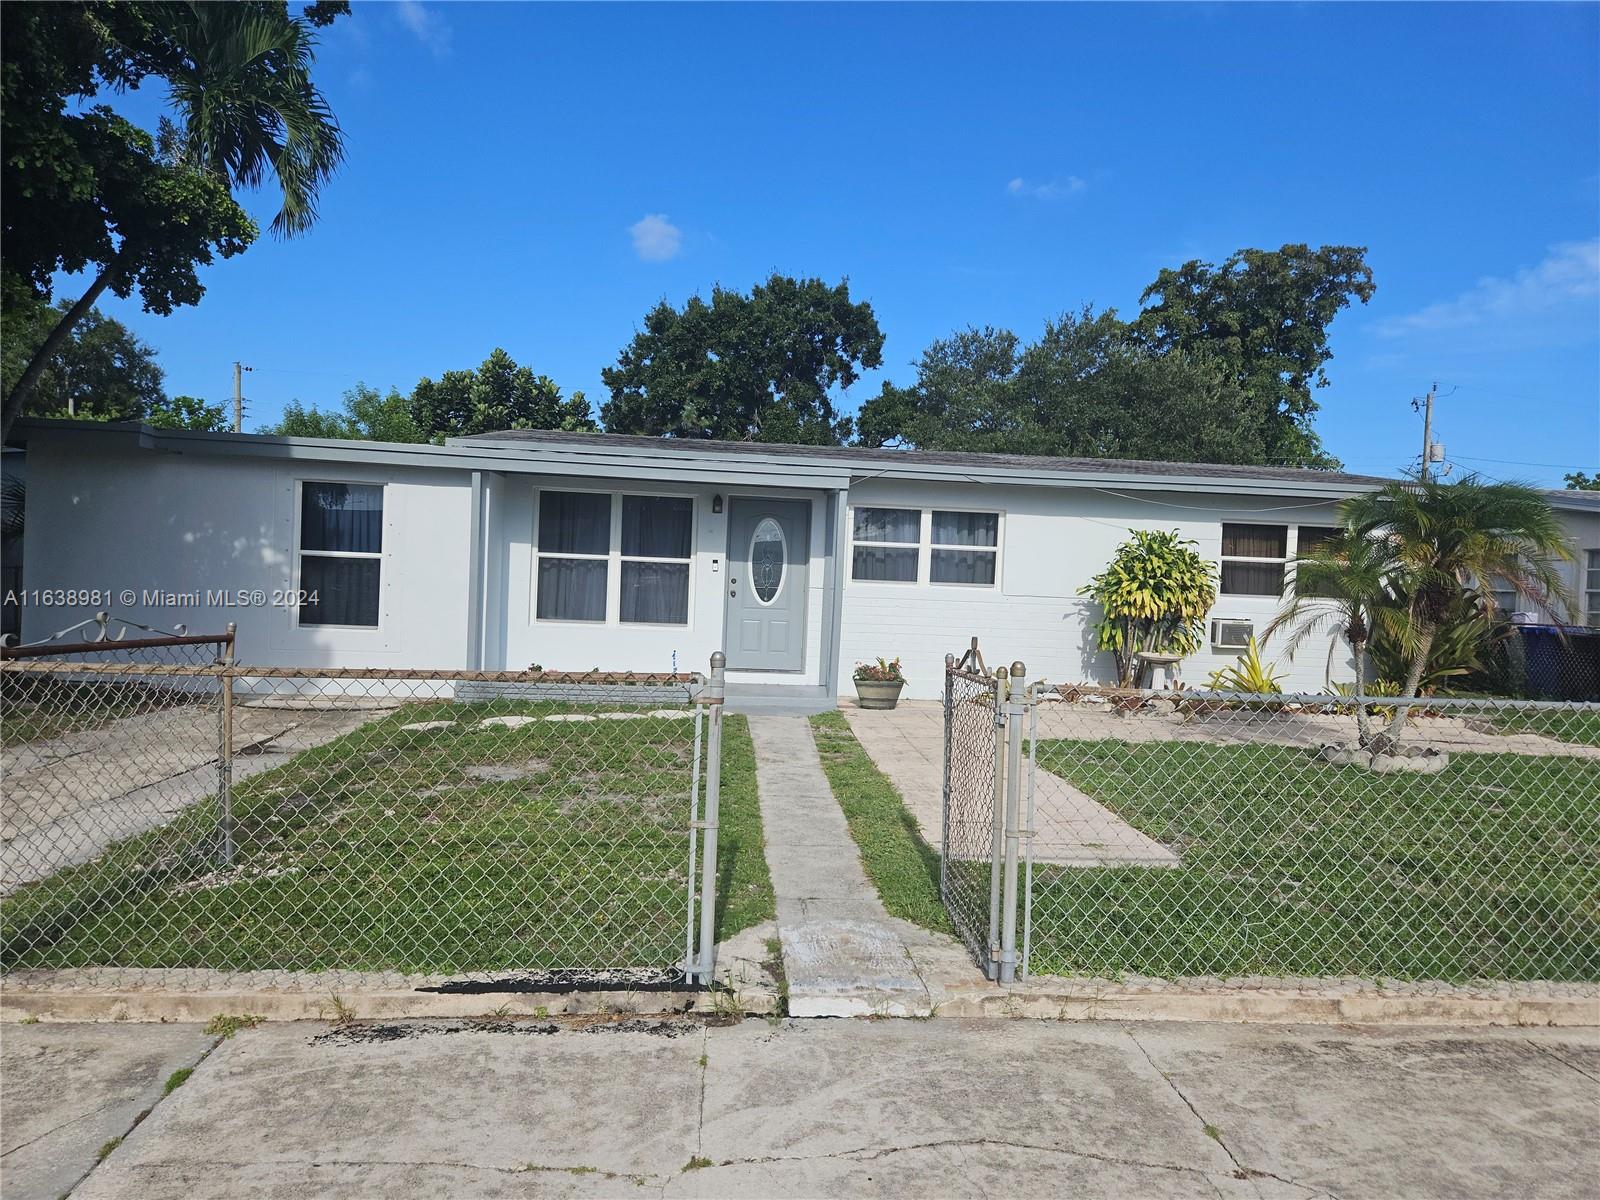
[853,657,906,709]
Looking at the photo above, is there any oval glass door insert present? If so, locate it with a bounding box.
[750,517,786,604]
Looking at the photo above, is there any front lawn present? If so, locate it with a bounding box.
[1,700,773,975]
[1024,740,1600,982]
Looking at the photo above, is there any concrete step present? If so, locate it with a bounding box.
[779,918,932,1018]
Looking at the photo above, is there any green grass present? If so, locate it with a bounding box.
[809,711,953,935]
[1017,739,1600,982]
[162,1067,194,1095]
[2,701,773,974]
[1486,707,1600,748]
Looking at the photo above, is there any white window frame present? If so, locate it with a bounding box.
[292,479,385,631]
[848,506,1005,589]
[618,492,695,627]
[533,488,696,627]
[1219,522,1289,598]
[1586,549,1600,629]
[848,506,922,586]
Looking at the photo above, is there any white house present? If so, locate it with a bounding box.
[10,421,1599,705]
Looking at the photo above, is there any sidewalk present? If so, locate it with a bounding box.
[745,715,974,1016]
[8,1017,1595,1200]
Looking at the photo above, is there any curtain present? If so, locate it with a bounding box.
[1221,561,1284,597]
[852,545,918,582]
[539,492,611,555]
[299,557,380,626]
[622,496,692,558]
[537,558,607,621]
[301,483,383,553]
[1222,523,1287,559]
[932,511,997,548]
[621,562,689,623]
[853,507,919,543]
[1296,526,1341,556]
[931,549,996,585]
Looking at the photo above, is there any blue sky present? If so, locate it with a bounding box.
[90,1,1599,485]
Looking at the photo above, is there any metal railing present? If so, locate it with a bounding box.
[945,647,1600,989]
[2,645,731,987]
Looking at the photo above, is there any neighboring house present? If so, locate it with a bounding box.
[12,420,1600,703]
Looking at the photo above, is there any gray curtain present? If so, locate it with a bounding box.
[932,511,997,548]
[299,557,380,626]
[623,496,692,558]
[931,549,996,585]
[621,562,689,623]
[1221,562,1284,596]
[853,507,919,543]
[852,546,918,582]
[302,483,383,553]
[537,558,607,621]
[540,492,610,555]
[1222,523,1287,558]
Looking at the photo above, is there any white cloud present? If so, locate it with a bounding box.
[629,214,683,262]
[1006,175,1088,201]
[395,1,451,55]
[1376,239,1600,337]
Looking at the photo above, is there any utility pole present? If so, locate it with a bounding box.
[1417,382,1436,483]
[232,362,252,432]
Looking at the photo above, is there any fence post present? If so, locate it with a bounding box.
[695,650,726,986]
[985,665,1009,980]
[941,652,954,901]
[217,622,237,865]
[998,661,1027,985]
[683,697,706,982]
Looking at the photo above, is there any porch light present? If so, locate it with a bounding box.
[712,494,723,514]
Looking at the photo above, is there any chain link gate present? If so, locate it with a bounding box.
[2,618,730,988]
[943,637,1600,990]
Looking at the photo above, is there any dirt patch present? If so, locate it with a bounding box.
[417,967,692,994]
[312,1019,561,1045]
[463,760,549,784]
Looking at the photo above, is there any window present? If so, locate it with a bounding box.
[930,511,998,585]
[537,492,610,622]
[1291,525,1341,597]
[1587,550,1600,628]
[1220,523,1287,596]
[620,495,692,624]
[851,507,920,582]
[298,482,383,627]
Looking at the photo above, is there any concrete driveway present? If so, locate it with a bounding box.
[5,1017,1595,1199]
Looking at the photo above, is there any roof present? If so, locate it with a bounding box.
[12,419,1599,511]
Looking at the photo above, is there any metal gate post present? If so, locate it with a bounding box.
[941,653,954,900]
[998,661,1026,985]
[695,651,727,986]
[1020,680,1039,981]
[217,622,237,865]
[683,698,706,982]
[985,665,1008,980]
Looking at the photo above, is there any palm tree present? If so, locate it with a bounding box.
[4,3,344,429]
[1343,475,1575,743]
[1263,529,1395,747]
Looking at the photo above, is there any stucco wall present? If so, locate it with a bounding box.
[20,437,473,669]
[837,479,1357,699]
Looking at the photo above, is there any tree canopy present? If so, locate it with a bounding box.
[856,309,1268,464]
[1564,471,1599,491]
[263,385,425,443]
[413,348,596,441]
[1,2,347,439]
[601,274,884,445]
[1132,244,1374,468]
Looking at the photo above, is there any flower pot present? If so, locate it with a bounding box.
[854,679,904,710]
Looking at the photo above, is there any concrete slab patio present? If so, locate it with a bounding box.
[841,699,1180,868]
[16,1017,1596,1200]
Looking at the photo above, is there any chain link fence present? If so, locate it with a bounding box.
[2,642,731,987]
[946,654,1600,990]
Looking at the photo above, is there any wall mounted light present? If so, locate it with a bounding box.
[712,494,723,514]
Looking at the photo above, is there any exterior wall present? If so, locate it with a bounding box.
[1552,508,1600,626]
[485,475,828,684]
[837,479,1354,699]
[20,437,473,669]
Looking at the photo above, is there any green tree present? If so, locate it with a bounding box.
[261,384,425,443]
[1,302,165,422]
[1343,475,1575,743]
[601,274,884,444]
[856,310,1267,463]
[411,349,595,441]
[1564,471,1599,491]
[145,395,228,432]
[1263,530,1398,746]
[1132,244,1375,468]
[2,2,347,438]
[1080,529,1218,688]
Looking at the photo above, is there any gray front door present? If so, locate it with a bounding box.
[723,498,808,672]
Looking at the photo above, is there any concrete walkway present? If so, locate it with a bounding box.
[841,700,1179,868]
[746,715,974,1016]
[10,1018,1595,1200]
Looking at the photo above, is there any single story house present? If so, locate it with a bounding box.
[9,420,1599,705]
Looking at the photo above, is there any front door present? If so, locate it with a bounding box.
[723,498,809,672]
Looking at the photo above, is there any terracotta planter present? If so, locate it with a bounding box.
[853,679,904,710]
